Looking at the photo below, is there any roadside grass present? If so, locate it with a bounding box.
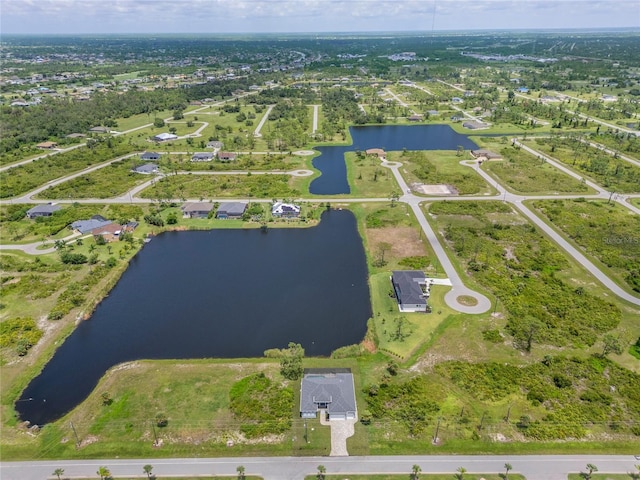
[523,138,640,194]
[138,173,300,200]
[530,199,640,296]
[568,475,638,480]
[388,150,493,196]
[481,145,593,194]
[631,198,640,208]
[35,159,153,199]
[346,152,401,197]
[114,110,173,131]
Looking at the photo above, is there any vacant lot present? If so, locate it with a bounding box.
[533,199,640,293]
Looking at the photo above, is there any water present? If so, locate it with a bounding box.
[309,124,479,194]
[17,210,371,426]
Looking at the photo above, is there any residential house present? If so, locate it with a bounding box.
[132,163,159,174]
[91,223,123,243]
[140,151,161,161]
[217,151,237,162]
[66,133,87,139]
[26,204,61,219]
[207,141,223,149]
[191,152,214,162]
[470,149,502,160]
[88,126,110,133]
[391,270,430,312]
[71,215,112,234]
[407,114,423,122]
[451,97,463,104]
[216,202,248,219]
[36,141,58,149]
[271,202,300,218]
[365,148,386,160]
[181,202,214,218]
[153,132,178,142]
[300,369,357,420]
[462,121,490,130]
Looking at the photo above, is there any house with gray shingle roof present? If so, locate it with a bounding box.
[132,163,159,174]
[300,369,357,420]
[391,270,429,312]
[71,216,112,234]
[216,202,247,219]
[26,204,61,219]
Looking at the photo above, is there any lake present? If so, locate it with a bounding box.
[17,210,372,426]
[310,124,479,194]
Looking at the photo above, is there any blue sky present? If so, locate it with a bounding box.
[1,0,638,34]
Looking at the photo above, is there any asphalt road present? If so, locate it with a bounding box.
[1,454,638,480]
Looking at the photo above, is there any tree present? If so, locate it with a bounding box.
[411,464,422,480]
[101,392,112,406]
[53,468,65,480]
[97,466,111,480]
[155,412,168,427]
[504,463,513,478]
[375,241,392,267]
[389,190,400,206]
[456,145,465,157]
[153,118,165,128]
[601,333,623,357]
[280,342,304,380]
[236,465,246,480]
[316,465,326,480]
[456,467,467,480]
[582,464,598,480]
[143,465,153,479]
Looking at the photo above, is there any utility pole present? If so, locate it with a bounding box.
[432,417,441,444]
[478,412,487,432]
[151,420,158,446]
[505,405,512,423]
[304,420,308,443]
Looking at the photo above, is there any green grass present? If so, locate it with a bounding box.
[35,158,152,199]
[482,146,592,194]
[347,152,401,197]
[531,199,640,294]
[138,173,300,200]
[307,476,525,480]
[568,475,638,480]
[160,152,307,172]
[389,150,493,195]
[114,109,173,131]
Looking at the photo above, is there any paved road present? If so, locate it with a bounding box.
[253,104,275,137]
[311,104,319,133]
[1,454,638,480]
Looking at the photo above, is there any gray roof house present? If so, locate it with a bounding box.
[26,204,61,219]
[132,163,159,174]
[181,202,214,218]
[391,270,429,312]
[140,151,161,161]
[300,369,357,420]
[216,202,247,219]
[71,216,112,234]
[470,149,502,160]
[207,141,223,149]
[272,202,300,218]
[191,152,215,162]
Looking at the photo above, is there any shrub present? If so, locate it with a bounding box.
[0,317,42,353]
[60,252,88,264]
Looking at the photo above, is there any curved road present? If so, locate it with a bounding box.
[1,454,638,480]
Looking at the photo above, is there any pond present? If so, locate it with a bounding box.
[310,124,479,194]
[17,210,372,426]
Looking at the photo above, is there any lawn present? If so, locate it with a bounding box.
[388,150,493,195]
[160,152,308,173]
[482,145,592,194]
[531,199,640,294]
[346,152,402,197]
[307,476,525,480]
[35,158,153,199]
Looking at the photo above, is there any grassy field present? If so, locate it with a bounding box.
[138,173,300,200]
[159,152,308,173]
[307,475,525,480]
[524,138,640,193]
[35,158,153,199]
[481,145,592,194]
[531,199,640,294]
[346,152,401,197]
[387,150,493,195]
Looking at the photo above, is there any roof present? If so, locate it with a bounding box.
[392,270,427,307]
[365,148,385,156]
[92,223,122,236]
[217,151,236,160]
[133,163,159,174]
[27,204,61,216]
[217,202,248,216]
[272,202,300,215]
[153,132,178,141]
[191,152,214,160]
[71,218,112,234]
[300,369,357,416]
[37,141,58,148]
[181,202,214,213]
[140,151,161,159]
[207,141,223,148]
[471,149,501,159]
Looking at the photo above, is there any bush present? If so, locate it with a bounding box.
[0,317,42,353]
[155,412,168,427]
[60,252,88,264]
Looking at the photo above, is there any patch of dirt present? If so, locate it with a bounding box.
[503,246,518,261]
[362,338,376,353]
[111,361,140,373]
[365,227,426,258]
[409,352,457,372]
[78,435,99,448]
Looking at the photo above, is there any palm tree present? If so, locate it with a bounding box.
[316,464,326,480]
[143,464,153,479]
[583,464,598,479]
[504,463,513,478]
[97,466,111,480]
[411,464,422,480]
[236,465,246,480]
[53,468,65,480]
[456,466,467,480]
